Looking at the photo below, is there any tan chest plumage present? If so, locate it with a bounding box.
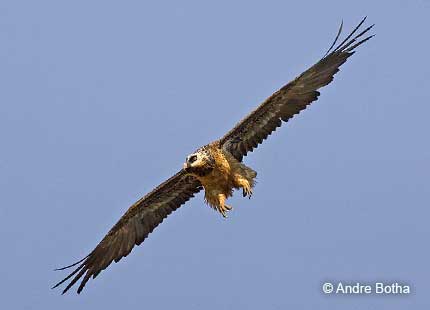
[194,144,256,216]
[197,146,234,193]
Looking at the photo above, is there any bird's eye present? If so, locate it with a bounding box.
[189,155,198,163]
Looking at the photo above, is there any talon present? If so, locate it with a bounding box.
[214,193,232,218]
[218,204,232,217]
[242,186,253,198]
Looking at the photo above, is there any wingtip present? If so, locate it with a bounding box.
[51,281,63,291]
[51,280,63,290]
[323,19,345,57]
[53,255,90,271]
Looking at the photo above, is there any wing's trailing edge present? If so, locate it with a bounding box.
[53,171,202,294]
[220,18,374,161]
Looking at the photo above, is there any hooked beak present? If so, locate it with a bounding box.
[183,162,190,171]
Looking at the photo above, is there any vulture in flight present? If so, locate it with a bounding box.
[53,18,374,294]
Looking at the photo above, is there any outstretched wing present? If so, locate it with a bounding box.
[220,18,374,161]
[53,170,202,294]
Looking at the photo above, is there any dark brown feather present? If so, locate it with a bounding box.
[52,170,202,294]
[220,18,374,161]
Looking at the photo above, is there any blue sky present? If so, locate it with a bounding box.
[1,0,429,309]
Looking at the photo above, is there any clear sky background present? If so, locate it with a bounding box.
[1,0,429,309]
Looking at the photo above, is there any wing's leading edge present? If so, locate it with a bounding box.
[220,18,374,161]
[53,170,202,294]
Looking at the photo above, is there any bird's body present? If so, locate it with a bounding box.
[53,18,374,294]
[184,142,256,216]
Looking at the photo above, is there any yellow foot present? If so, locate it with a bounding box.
[217,204,232,218]
[242,185,253,199]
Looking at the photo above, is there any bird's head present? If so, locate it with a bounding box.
[183,147,215,177]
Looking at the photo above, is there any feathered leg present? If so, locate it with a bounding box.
[233,164,256,199]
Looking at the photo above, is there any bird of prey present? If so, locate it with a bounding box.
[53,18,374,294]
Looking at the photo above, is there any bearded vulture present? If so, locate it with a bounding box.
[53,18,374,294]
